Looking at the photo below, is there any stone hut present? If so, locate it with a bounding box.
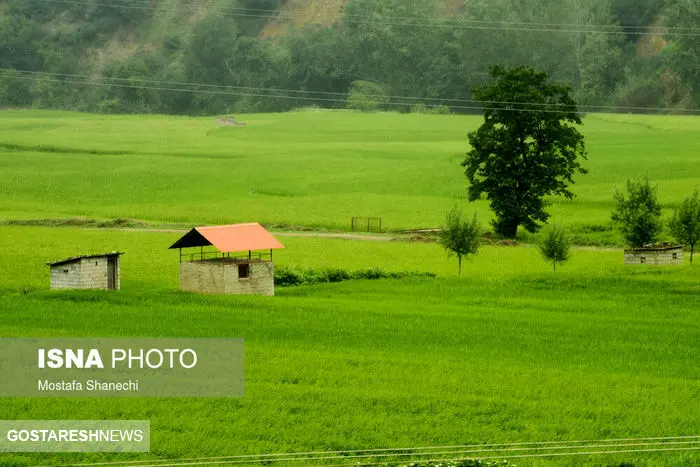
[624,244,683,265]
[47,252,123,290]
[169,223,284,296]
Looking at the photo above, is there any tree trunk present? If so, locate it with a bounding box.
[691,246,694,264]
[553,260,556,272]
[496,217,519,239]
[458,255,462,276]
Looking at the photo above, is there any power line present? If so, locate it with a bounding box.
[0,74,636,115]
[38,436,700,467]
[3,69,700,115]
[36,0,700,36]
[45,445,700,467]
[321,447,700,467]
[40,0,700,32]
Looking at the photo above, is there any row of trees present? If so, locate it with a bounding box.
[438,209,574,274]
[439,182,699,275]
[440,65,698,274]
[1,0,700,113]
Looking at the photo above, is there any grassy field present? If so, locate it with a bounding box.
[1,110,699,240]
[1,282,698,466]
[0,110,698,466]
[0,225,698,466]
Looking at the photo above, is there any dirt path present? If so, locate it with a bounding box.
[274,232,393,241]
[29,224,625,250]
[89,227,395,241]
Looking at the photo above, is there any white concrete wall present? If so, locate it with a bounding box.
[50,261,83,289]
[624,249,683,265]
[49,257,120,290]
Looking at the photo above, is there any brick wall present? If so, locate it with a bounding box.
[224,262,274,296]
[49,257,121,290]
[624,249,684,265]
[179,261,226,294]
[179,261,274,296]
[50,261,83,289]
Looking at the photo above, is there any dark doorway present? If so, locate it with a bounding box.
[107,258,117,290]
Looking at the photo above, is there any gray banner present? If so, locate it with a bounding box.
[0,338,243,397]
[0,420,150,452]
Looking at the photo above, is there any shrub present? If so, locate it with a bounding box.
[431,104,450,114]
[273,266,304,286]
[346,80,389,112]
[326,268,351,282]
[274,266,435,287]
[410,102,429,114]
[410,103,451,115]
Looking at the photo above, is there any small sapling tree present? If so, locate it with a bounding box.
[539,225,571,271]
[611,178,663,248]
[669,189,700,263]
[438,208,481,276]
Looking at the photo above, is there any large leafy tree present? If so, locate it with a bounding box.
[462,66,587,238]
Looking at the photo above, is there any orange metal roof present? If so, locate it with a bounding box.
[169,223,284,253]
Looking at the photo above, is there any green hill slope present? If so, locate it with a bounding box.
[1,0,698,114]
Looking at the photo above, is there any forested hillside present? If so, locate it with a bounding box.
[1,0,699,114]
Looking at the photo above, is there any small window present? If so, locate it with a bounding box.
[63,269,69,273]
[238,264,250,279]
[672,253,678,260]
[95,261,98,266]
[640,257,646,264]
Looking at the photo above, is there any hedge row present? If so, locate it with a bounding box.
[274,266,436,287]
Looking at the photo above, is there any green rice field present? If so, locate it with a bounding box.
[0,110,698,466]
[1,110,699,237]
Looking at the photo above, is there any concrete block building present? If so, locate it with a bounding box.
[47,252,123,290]
[169,223,284,296]
[624,244,683,265]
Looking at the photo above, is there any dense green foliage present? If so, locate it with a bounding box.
[539,225,572,271]
[669,189,700,263]
[463,66,587,238]
[438,207,482,275]
[611,178,664,248]
[0,0,699,114]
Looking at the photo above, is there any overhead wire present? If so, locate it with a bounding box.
[35,0,700,36]
[3,69,700,115]
[5,1,698,114]
[318,446,700,467]
[37,436,700,467]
